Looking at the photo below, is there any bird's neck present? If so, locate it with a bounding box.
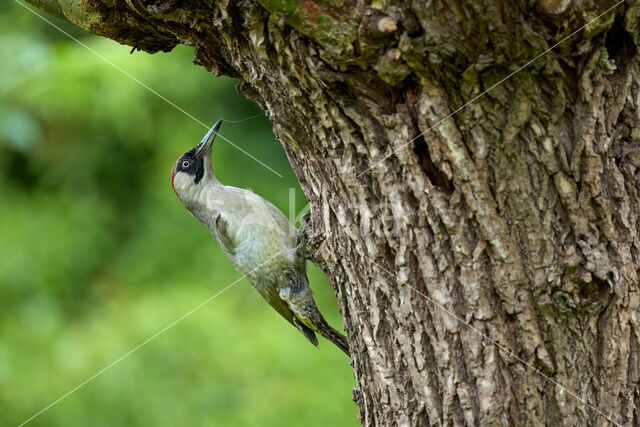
[184,176,222,223]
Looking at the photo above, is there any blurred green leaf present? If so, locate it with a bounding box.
[0,106,42,151]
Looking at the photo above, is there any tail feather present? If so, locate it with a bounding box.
[294,315,349,356]
[317,320,350,356]
[279,269,350,356]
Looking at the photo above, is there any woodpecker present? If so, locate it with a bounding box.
[171,120,349,356]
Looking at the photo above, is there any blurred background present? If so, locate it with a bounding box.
[0,2,357,426]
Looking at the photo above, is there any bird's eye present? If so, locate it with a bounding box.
[182,160,190,168]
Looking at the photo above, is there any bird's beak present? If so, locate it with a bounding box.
[195,119,222,158]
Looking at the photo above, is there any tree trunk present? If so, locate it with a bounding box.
[28,0,640,425]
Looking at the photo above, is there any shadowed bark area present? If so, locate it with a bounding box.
[28,0,640,425]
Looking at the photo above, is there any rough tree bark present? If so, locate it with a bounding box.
[27,0,640,425]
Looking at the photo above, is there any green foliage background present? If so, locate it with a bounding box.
[0,2,357,425]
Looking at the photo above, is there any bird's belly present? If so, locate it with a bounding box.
[229,232,296,284]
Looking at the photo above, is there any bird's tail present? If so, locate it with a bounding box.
[317,319,350,356]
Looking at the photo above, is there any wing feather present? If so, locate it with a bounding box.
[213,214,236,257]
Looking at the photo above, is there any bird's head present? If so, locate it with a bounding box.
[171,119,221,203]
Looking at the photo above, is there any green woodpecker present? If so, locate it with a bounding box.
[171,120,349,356]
